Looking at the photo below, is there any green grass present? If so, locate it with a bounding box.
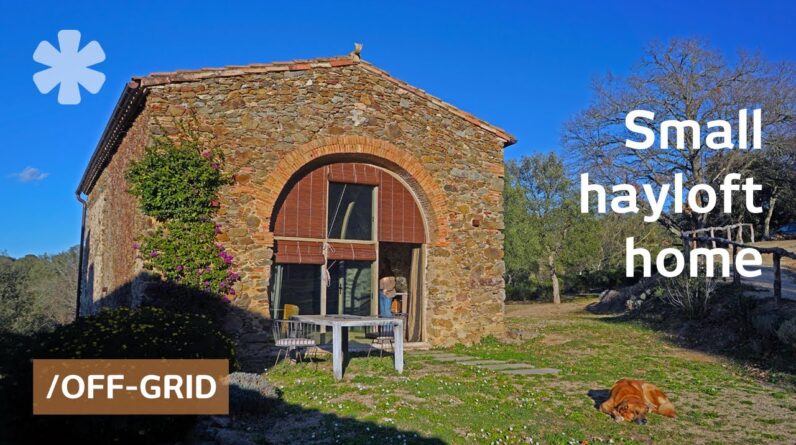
[260,300,796,444]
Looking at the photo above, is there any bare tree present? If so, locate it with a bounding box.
[564,38,796,234]
[752,138,796,236]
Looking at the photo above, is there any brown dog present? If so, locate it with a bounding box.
[600,379,676,424]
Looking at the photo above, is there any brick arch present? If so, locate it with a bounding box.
[254,135,449,247]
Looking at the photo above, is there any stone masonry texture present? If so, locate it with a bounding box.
[80,57,511,367]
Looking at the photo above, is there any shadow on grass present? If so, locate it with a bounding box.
[589,285,796,384]
[0,356,445,444]
[586,389,611,411]
[207,384,447,445]
[0,275,443,444]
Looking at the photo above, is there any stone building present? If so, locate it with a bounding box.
[76,48,515,358]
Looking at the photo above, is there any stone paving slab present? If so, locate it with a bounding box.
[428,355,476,362]
[410,350,560,376]
[415,353,463,358]
[456,360,505,365]
[502,368,560,375]
[419,353,470,358]
[478,363,536,371]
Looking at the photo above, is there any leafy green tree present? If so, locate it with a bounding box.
[0,258,26,331]
[28,247,78,325]
[589,212,673,289]
[503,167,540,299]
[505,153,601,303]
[0,258,46,333]
[0,247,78,334]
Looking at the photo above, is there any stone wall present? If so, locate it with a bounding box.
[81,109,151,314]
[82,61,507,351]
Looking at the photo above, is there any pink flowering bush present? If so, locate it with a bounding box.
[127,137,239,298]
[139,221,240,294]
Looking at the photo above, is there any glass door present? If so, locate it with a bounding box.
[326,260,373,316]
[270,264,322,319]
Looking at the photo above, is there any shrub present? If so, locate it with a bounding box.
[776,318,796,350]
[127,135,240,298]
[506,273,537,301]
[661,270,717,319]
[126,138,228,222]
[0,306,237,444]
[140,220,240,294]
[38,306,237,360]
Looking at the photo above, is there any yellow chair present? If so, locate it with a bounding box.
[280,304,299,335]
[283,304,299,320]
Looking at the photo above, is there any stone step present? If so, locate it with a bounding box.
[501,368,560,375]
[478,363,536,371]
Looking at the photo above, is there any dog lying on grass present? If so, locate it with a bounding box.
[600,379,676,424]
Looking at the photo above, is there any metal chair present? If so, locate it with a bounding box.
[272,320,319,366]
[366,313,407,358]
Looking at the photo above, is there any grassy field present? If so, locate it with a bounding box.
[258,300,796,444]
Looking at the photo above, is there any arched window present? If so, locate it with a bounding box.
[269,162,426,338]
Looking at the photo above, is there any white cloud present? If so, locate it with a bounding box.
[11,167,49,183]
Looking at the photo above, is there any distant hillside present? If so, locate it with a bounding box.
[0,246,78,334]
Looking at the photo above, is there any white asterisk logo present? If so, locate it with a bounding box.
[33,30,106,105]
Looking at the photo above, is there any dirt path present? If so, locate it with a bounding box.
[714,239,796,300]
[752,239,796,270]
[505,300,586,318]
[745,240,796,300]
[742,265,796,301]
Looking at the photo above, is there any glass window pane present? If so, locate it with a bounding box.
[327,183,374,240]
[270,264,321,318]
[326,260,373,316]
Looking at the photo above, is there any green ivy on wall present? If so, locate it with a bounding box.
[127,138,228,221]
[127,137,239,297]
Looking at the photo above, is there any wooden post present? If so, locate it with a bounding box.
[737,225,743,243]
[332,324,343,380]
[733,243,741,285]
[749,225,755,243]
[710,228,716,249]
[773,253,782,307]
[393,319,404,374]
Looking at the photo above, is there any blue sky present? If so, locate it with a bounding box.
[0,0,794,257]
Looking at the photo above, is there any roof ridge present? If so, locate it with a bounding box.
[136,55,358,87]
[77,54,515,195]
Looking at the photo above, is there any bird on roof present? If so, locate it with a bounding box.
[351,43,363,60]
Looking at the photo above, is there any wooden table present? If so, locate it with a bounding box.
[291,314,404,380]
